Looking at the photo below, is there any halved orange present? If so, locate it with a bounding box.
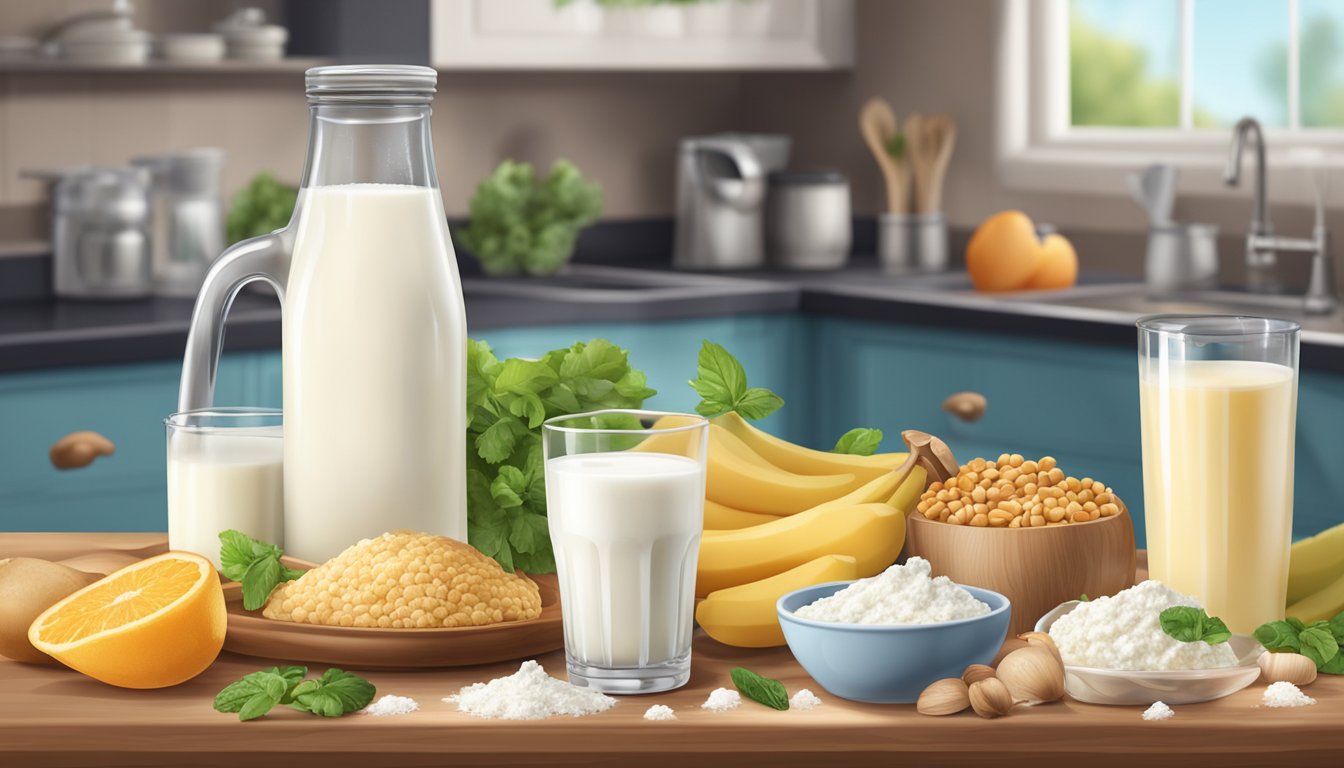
[28,551,226,689]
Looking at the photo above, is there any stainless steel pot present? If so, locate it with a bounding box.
[765,170,851,270]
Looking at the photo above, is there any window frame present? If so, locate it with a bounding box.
[997,0,1344,203]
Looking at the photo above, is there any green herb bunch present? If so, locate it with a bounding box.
[225,172,298,245]
[214,666,375,721]
[218,530,304,611]
[1255,612,1344,674]
[1158,606,1232,645]
[467,338,655,573]
[458,159,602,277]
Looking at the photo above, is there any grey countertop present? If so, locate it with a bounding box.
[3,255,1344,374]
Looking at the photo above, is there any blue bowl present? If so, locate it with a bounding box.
[777,581,1011,704]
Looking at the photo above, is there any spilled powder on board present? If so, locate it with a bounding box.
[445,660,616,720]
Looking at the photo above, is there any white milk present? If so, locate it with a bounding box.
[282,184,467,563]
[546,452,704,668]
[167,427,284,569]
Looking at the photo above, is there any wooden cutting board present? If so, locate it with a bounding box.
[2,533,1342,768]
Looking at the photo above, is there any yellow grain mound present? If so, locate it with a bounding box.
[263,530,542,629]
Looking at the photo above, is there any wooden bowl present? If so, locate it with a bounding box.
[904,503,1137,635]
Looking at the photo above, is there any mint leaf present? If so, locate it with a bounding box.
[730,667,789,711]
[291,669,375,717]
[1321,651,1344,675]
[476,416,527,464]
[241,557,281,611]
[1079,594,1090,602]
[1329,611,1344,643]
[508,512,550,557]
[214,669,290,721]
[1159,606,1230,645]
[688,341,783,421]
[1298,624,1339,668]
[833,428,883,456]
[1255,620,1302,653]
[218,530,258,582]
[490,465,528,509]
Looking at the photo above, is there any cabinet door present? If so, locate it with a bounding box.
[477,313,809,442]
[1296,368,1344,539]
[811,317,1144,538]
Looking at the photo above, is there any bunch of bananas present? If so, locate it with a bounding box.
[673,414,952,648]
[1287,521,1344,622]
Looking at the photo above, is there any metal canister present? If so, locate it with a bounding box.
[765,170,851,270]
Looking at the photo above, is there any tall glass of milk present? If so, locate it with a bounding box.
[166,408,284,570]
[1138,315,1300,634]
[543,410,709,693]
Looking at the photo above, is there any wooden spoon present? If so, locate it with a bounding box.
[903,112,932,213]
[859,97,909,214]
[924,115,957,214]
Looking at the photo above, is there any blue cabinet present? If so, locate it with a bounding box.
[810,316,1344,544]
[4,312,1342,545]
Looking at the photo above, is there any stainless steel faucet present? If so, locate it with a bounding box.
[1224,116,1337,314]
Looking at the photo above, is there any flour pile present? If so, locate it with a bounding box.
[444,660,616,720]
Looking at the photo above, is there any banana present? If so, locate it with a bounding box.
[696,554,859,647]
[1288,521,1344,605]
[888,464,927,512]
[808,463,925,515]
[696,502,906,597]
[704,500,778,530]
[1286,568,1344,624]
[705,442,859,515]
[714,411,906,479]
[708,423,782,472]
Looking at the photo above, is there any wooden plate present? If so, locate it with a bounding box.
[222,559,564,670]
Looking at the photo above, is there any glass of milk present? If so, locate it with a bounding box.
[165,408,284,570]
[1138,315,1299,634]
[543,409,709,694]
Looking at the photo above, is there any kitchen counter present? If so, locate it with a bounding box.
[5,253,1344,373]
[3,533,1342,768]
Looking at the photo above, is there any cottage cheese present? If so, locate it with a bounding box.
[1263,681,1316,708]
[792,557,990,625]
[1047,581,1238,670]
[1142,701,1174,721]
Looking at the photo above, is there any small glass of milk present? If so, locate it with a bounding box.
[542,409,709,694]
[165,408,284,570]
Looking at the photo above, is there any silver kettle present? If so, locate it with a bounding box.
[673,134,789,270]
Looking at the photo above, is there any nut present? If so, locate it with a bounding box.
[916,677,970,716]
[1258,651,1317,687]
[961,664,996,685]
[1017,631,1063,666]
[991,637,1030,667]
[996,646,1065,705]
[968,676,1014,719]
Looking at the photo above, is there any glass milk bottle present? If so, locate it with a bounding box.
[178,66,466,563]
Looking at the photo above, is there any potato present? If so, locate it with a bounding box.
[0,558,101,663]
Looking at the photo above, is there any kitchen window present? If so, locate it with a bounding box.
[998,0,1344,200]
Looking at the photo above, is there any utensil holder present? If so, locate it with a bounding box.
[1144,223,1218,292]
[878,213,948,272]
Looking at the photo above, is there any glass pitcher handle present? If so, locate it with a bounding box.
[177,233,287,413]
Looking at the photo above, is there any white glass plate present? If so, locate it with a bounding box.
[1035,600,1264,705]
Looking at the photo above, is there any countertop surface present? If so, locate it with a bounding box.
[2,533,1341,768]
[4,255,1344,373]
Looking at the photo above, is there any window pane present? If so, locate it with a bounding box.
[1301,0,1344,127]
[1070,0,1181,127]
[1191,0,1289,128]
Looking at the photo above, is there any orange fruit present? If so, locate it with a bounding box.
[1023,233,1079,290]
[965,210,1044,292]
[28,552,226,689]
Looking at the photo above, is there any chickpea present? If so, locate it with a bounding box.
[970,513,989,527]
[1009,453,1025,467]
[1039,456,1057,471]
[971,486,987,504]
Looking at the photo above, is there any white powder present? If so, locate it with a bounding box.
[792,557,990,625]
[789,688,822,711]
[444,660,616,720]
[643,704,677,721]
[1263,681,1316,708]
[1142,701,1174,721]
[363,694,419,716]
[702,687,741,711]
[1047,581,1239,670]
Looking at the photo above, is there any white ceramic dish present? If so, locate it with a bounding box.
[1035,600,1264,705]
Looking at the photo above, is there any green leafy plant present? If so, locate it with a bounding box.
[730,666,789,710]
[458,159,602,277]
[214,666,374,721]
[1158,606,1231,646]
[688,341,783,420]
[884,133,906,161]
[832,428,882,455]
[467,338,655,573]
[1255,612,1344,673]
[218,530,304,611]
[226,172,298,244]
